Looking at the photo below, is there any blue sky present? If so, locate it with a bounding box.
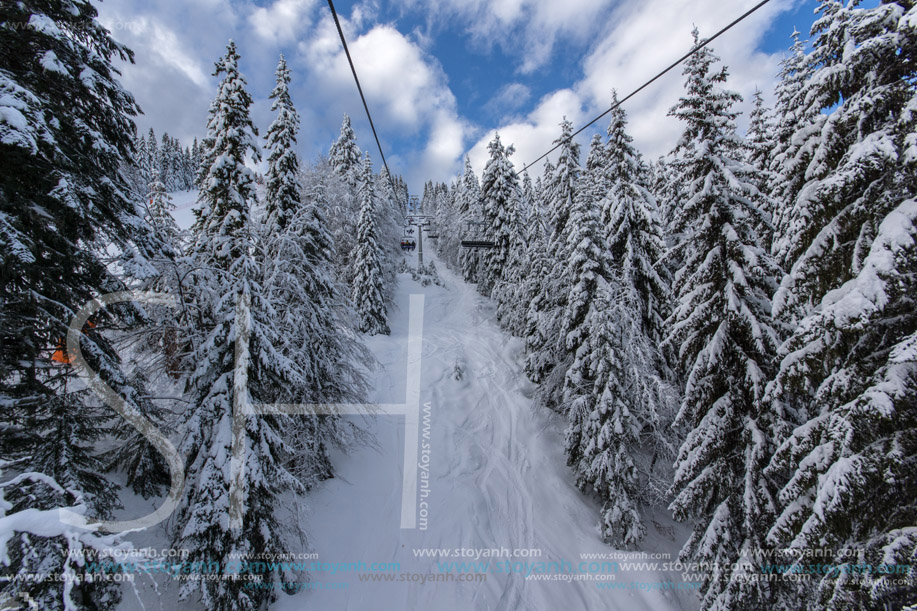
[97,0,824,193]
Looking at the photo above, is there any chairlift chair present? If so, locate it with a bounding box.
[460,220,496,249]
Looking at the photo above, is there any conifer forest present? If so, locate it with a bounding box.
[1,1,915,609]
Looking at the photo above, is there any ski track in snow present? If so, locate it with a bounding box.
[282,251,697,611]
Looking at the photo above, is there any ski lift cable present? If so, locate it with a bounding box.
[517,0,774,176]
[326,0,405,206]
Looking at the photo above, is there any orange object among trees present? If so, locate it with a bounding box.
[51,320,95,364]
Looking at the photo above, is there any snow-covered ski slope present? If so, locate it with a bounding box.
[284,251,697,611]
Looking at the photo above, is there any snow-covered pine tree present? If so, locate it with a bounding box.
[764,200,917,611]
[329,113,362,188]
[326,115,363,285]
[558,134,608,373]
[458,155,482,283]
[264,55,299,232]
[0,0,165,606]
[176,41,306,611]
[352,153,390,335]
[664,30,784,610]
[260,57,370,484]
[602,96,671,346]
[524,124,580,384]
[762,3,917,608]
[773,1,916,327]
[745,89,776,249]
[494,170,538,336]
[564,277,675,548]
[769,29,822,272]
[478,133,520,297]
[145,169,179,245]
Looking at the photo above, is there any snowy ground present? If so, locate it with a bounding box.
[114,233,697,610]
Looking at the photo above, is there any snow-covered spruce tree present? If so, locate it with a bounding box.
[492,188,527,335]
[458,155,482,283]
[761,3,917,608]
[130,129,151,194]
[495,170,539,336]
[175,41,304,610]
[554,135,612,414]
[524,123,580,384]
[0,461,134,610]
[745,89,777,249]
[478,133,520,298]
[102,370,172,499]
[663,31,784,610]
[602,97,671,346]
[329,113,362,189]
[147,126,159,183]
[516,195,551,342]
[769,29,822,272]
[774,0,917,327]
[564,277,676,548]
[157,133,173,191]
[434,184,456,273]
[326,115,363,285]
[105,171,186,496]
[145,169,180,246]
[260,58,369,484]
[0,0,168,606]
[352,153,390,335]
[103,171,179,496]
[519,170,534,222]
[547,119,580,248]
[558,135,609,378]
[374,165,403,306]
[652,153,685,256]
[191,137,202,187]
[764,201,917,611]
[264,55,299,232]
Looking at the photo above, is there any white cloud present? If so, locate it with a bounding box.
[301,14,471,187]
[249,0,316,44]
[464,0,801,178]
[467,88,585,177]
[576,0,794,158]
[393,0,618,73]
[95,0,804,196]
[140,18,211,87]
[484,82,532,119]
